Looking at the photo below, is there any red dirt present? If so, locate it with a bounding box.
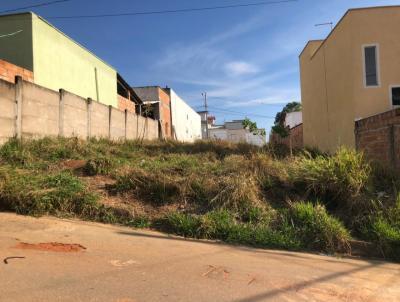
[15,242,86,253]
[63,159,87,170]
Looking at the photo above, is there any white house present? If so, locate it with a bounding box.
[169,89,202,142]
[284,111,302,129]
[209,120,266,146]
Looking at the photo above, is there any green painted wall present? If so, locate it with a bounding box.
[32,13,117,106]
[0,13,33,71]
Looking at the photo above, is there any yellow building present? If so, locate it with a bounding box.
[0,12,141,111]
[300,6,400,153]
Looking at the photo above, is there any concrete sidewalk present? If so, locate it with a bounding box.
[0,213,399,302]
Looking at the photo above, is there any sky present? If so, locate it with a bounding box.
[1,0,400,133]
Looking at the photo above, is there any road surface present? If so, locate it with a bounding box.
[0,213,399,302]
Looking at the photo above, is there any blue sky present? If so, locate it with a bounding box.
[1,0,400,132]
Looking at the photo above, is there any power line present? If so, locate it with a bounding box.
[208,106,275,119]
[45,0,297,19]
[0,0,73,14]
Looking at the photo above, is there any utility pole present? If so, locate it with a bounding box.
[202,92,209,139]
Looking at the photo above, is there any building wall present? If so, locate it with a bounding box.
[0,60,33,83]
[118,95,136,113]
[300,6,400,153]
[169,89,201,142]
[0,13,33,71]
[32,13,118,107]
[209,128,228,140]
[355,108,400,168]
[285,111,302,129]
[0,77,158,143]
[159,88,172,138]
[245,132,267,147]
[209,127,266,146]
[300,15,355,153]
[133,86,172,138]
[351,7,400,119]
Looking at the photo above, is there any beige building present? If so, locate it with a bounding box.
[300,6,400,153]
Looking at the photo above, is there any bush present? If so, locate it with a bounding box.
[84,157,117,176]
[362,198,400,260]
[159,209,300,250]
[0,169,98,216]
[209,173,264,214]
[286,202,351,253]
[291,148,371,205]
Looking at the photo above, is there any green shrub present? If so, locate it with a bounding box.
[0,139,34,166]
[84,157,117,176]
[291,148,371,204]
[161,212,202,237]
[0,169,98,216]
[287,202,351,253]
[159,209,300,250]
[362,198,400,260]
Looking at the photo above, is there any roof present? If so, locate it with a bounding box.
[299,40,324,58]
[300,5,400,60]
[0,12,116,71]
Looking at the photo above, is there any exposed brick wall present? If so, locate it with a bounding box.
[355,108,400,168]
[118,95,136,113]
[0,60,33,84]
[270,123,303,149]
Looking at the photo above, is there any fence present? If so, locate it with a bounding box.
[0,77,159,144]
[355,108,400,168]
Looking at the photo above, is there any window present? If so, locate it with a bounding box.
[391,86,400,107]
[363,45,379,87]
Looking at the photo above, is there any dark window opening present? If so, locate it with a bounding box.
[364,46,378,87]
[392,87,400,106]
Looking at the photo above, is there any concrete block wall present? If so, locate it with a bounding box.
[355,109,400,168]
[0,77,159,143]
[22,81,59,138]
[110,107,126,140]
[62,90,88,139]
[126,113,138,140]
[0,80,16,144]
[90,101,110,138]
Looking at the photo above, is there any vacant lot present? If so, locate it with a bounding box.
[0,138,399,260]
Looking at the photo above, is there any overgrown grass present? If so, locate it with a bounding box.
[290,148,371,204]
[0,137,399,260]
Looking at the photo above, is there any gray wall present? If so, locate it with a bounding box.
[0,77,159,143]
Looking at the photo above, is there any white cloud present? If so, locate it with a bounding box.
[223,88,300,108]
[224,61,259,76]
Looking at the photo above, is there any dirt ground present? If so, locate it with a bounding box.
[0,213,399,302]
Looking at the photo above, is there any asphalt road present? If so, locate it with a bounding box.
[0,213,399,302]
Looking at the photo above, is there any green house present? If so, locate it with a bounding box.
[0,12,119,107]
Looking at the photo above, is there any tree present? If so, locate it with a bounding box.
[271,102,302,138]
[242,118,266,136]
